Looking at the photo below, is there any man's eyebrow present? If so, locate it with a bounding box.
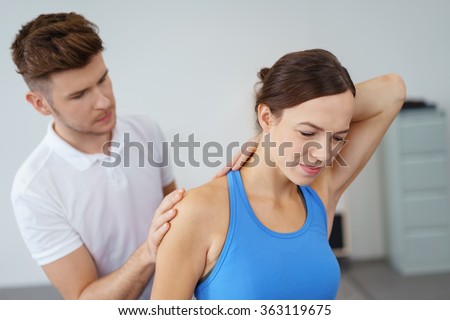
[98,69,109,83]
[66,69,109,99]
[297,121,349,134]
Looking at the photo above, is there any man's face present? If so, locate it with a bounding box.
[46,53,116,137]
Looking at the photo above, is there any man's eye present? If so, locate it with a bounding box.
[72,92,84,100]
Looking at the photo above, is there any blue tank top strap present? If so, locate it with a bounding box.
[195,171,239,288]
[300,185,329,235]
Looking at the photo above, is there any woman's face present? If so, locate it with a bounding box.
[264,90,355,185]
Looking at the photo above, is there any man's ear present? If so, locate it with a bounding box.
[257,103,273,132]
[25,91,52,116]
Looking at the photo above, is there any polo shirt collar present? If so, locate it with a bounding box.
[43,120,123,171]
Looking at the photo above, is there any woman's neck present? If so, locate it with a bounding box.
[239,144,298,201]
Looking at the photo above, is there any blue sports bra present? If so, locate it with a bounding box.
[194,170,340,299]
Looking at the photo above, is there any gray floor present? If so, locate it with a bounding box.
[1,259,449,299]
[0,285,61,300]
[337,259,450,299]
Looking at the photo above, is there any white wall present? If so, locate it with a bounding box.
[1,0,450,287]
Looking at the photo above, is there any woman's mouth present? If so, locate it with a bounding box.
[299,164,323,176]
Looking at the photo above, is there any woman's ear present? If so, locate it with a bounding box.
[25,91,52,116]
[257,103,273,132]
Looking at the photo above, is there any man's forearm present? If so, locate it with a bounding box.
[73,187,184,299]
[78,243,154,299]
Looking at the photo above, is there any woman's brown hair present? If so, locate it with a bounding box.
[255,49,356,124]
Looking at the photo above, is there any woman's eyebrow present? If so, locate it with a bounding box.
[297,121,323,131]
[297,121,349,134]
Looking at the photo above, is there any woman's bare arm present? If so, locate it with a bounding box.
[313,74,406,233]
[150,188,215,299]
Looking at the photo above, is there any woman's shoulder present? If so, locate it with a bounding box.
[171,175,229,227]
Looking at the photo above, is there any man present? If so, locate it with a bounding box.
[10,12,239,300]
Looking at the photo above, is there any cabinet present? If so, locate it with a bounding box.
[381,108,450,275]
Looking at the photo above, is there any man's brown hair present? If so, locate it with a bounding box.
[11,12,103,94]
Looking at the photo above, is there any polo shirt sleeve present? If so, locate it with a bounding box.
[11,190,83,266]
[152,120,175,187]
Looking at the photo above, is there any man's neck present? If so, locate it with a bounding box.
[53,122,112,155]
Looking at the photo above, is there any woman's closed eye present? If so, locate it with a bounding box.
[299,131,315,137]
[333,136,346,142]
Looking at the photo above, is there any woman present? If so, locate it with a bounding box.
[151,49,406,299]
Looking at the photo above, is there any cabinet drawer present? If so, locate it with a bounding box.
[405,233,450,263]
[399,119,446,154]
[402,158,448,191]
[403,196,450,228]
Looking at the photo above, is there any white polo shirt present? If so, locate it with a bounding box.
[11,114,173,299]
